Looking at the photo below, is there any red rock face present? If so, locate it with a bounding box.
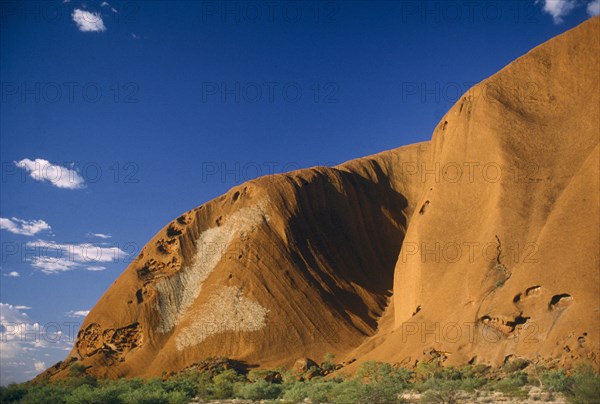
[41,17,599,381]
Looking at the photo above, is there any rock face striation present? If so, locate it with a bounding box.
[44,18,599,379]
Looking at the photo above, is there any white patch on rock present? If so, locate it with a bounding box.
[175,286,269,350]
[155,201,270,334]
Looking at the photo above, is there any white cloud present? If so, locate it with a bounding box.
[86,232,112,239]
[100,2,118,12]
[14,306,31,310]
[25,240,126,274]
[0,303,37,359]
[0,217,51,236]
[86,266,107,271]
[72,9,106,32]
[29,257,79,273]
[1,303,75,383]
[27,240,125,262]
[0,303,31,325]
[15,159,85,190]
[536,0,577,23]
[3,271,20,278]
[588,0,600,16]
[66,310,89,318]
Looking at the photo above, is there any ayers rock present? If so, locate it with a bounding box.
[45,18,599,379]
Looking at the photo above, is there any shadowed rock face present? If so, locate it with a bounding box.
[43,18,599,380]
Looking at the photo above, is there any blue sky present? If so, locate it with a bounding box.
[1,0,598,385]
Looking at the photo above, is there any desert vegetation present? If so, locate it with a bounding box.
[1,356,599,404]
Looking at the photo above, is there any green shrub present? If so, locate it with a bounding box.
[280,381,309,402]
[355,361,412,387]
[68,363,87,377]
[88,381,131,403]
[61,363,97,391]
[414,361,443,381]
[569,365,600,404]
[490,371,528,397]
[330,380,364,404]
[321,352,336,372]
[65,384,97,404]
[63,375,98,391]
[120,389,187,404]
[19,383,69,404]
[0,383,28,402]
[541,369,572,393]
[502,358,529,374]
[192,372,214,399]
[163,373,198,398]
[211,369,242,399]
[246,369,276,383]
[458,364,489,378]
[281,380,336,403]
[362,381,407,403]
[164,369,212,399]
[459,376,487,392]
[346,361,411,403]
[303,381,336,403]
[234,379,282,400]
[117,378,189,404]
[5,358,594,404]
[329,379,405,404]
[419,379,463,404]
[413,365,486,393]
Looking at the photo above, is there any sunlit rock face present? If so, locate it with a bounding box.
[41,18,599,380]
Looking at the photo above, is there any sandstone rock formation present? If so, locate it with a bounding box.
[42,17,599,380]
